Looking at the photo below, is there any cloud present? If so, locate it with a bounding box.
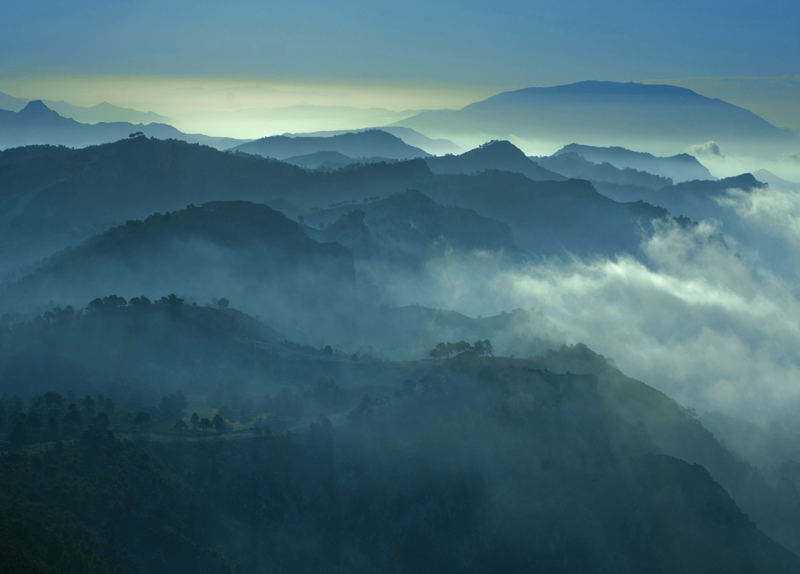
[686,141,724,158]
[505,223,800,424]
[717,185,800,248]
[380,219,800,427]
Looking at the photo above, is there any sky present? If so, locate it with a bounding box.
[1,0,798,125]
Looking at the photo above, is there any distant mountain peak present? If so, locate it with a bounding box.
[19,99,58,116]
[474,139,526,157]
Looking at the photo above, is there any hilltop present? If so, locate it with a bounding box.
[425,140,566,181]
[231,129,430,160]
[2,201,356,321]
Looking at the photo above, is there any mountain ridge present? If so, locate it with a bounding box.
[396,81,798,156]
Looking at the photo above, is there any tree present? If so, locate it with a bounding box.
[474,339,493,356]
[322,345,333,356]
[159,392,188,422]
[63,403,82,429]
[91,412,109,430]
[198,417,212,435]
[174,419,189,432]
[133,412,152,429]
[190,412,200,430]
[44,391,64,409]
[9,419,27,449]
[212,414,226,435]
[81,395,96,415]
[44,416,59,441]
[454,341,472,355]
[430,342,448,359]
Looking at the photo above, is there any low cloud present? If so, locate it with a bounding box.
[686,141,724,158]
[784,151,800,164]
[717,185,800,248]
[381,219,800,427]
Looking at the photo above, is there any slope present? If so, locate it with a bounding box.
[425,140,566,181]
[555,143,714,182]
[1,201,356,320]
[397,81,799,155]
[232,129,430,160]
[0,100,247,151]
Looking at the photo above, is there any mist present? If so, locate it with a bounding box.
[3,15,800,566]
[363,214,800,428]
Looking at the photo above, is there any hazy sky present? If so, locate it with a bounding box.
[1,0,798,126]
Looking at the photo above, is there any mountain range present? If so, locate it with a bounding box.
[554,143,714,182]
[0,137,704,274]
[534,151,673,189]
[1,201,356,327]
[280,126,464,155]
[425,139,566,181]
[396,81,799,155]
[3,81,800,572]
[0,90,170,124]
[0,100,247,150]
[231,129,431,160]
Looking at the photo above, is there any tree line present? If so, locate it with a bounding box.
[429,339,493,359]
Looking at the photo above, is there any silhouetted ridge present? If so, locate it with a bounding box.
[397,81,798,156]
[535,151,673,189]
[0,101,248,151]
[426,140,566,181]
[2,200,356,314]
[556,144,713,182]
[486,80,710,101]
[18,99,59,118]
[233,129,431,160]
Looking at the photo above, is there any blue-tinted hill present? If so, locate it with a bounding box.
[232,129,430,160]
[0,100,246,150]
[398,81,798,155]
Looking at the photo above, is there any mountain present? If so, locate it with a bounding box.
[753,169,800,191]
[588,173,765,225]
[231,129,431,160]
[377,125,464,155]
[304,189,516,266]
[0,137,313,267]
[397,81,799,156]
[174,103,423,139]
[0,100,248,150]
[422,170,675,258]
[4,349,800,572]
[535,151,673,189]
[0,91,28,111]
[643,173,766,221]
[332,305,560,359]
[282,126,464,155]
[43,99,171,124]
[555,144,714,183]
[1,201,356,321]
[283,150,397,170]
[531,343,800,556]
[0,138,693,275]
[0,91,169,124]
[425,140,567,181]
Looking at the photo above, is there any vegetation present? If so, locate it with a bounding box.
[1,354,799,573]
